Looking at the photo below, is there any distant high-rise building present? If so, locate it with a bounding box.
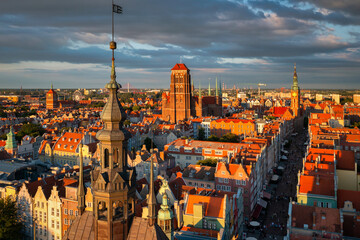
[291,64,300,117]
[354,94,360,104]
[46,83,59,109]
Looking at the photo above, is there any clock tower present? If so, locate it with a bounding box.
[291,64,300,117]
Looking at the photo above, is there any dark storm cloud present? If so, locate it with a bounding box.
[251,0,360,26]
[292,0,360,17]
[0,0,359,88]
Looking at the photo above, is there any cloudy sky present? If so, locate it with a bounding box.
[1,0,359,89]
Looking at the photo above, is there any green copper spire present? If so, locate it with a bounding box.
[215,77,218,97]
[199,81,202,99]
[157,193,173,240]
[292,63,299,90]
[5,126,17,150]
[208,82,211,96]
[219,80,222,96]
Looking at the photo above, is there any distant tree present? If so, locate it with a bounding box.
[354,122,360,129]
[340,97,352,105]
[0,196,24,240]
[219,133,239,143]
[0,133,6,140]
[123,120,131,127]
[197,158,217,167]
[132,105,140,111]
[207,135,220,142]
[16,123,45,141]
[144,137,157,151]
[197,127,205,140]
[60,127,72,134]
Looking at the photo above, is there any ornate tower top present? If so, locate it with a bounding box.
[199,81,202,99]
[5,126,17,150]
[215,77,219,97]
[292,63,299,90]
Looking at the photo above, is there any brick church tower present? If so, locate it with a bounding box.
[162,63,194,123]
[291,64,300,117]
[46,83,58,110]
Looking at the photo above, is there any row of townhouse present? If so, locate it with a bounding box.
[288,108,360,239]
[38,131,97,166]
[165,122,285,221]
[15,168,92,240]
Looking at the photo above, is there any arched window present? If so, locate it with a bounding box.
[98,201,107,221]
[104,149,109,168]
[113,201,123,220]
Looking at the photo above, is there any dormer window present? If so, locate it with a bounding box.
[221,171,225,175]
[69,138,72,142]
[75,139,78,143]
[64,145,67,149]
[58,144,61,148]
[70,146,73,150]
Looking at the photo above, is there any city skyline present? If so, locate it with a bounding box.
[1,0,360,89]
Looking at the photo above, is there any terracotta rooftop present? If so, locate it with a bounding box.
[185,194,225,218]
[337,189,360,211]
[171,63,188,71]
[291,204,342,233]
[299,175,335,196]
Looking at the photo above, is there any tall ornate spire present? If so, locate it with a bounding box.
[91,3,136,239]
[77,143,86,214]
[147,149,156,226]
[199,81,201,99]
[208,82,211,96]
[51,82,53,89]
[219,80,222,96]
[292,63,299,90]
[215,77,218,97]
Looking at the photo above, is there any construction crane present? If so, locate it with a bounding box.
[258,83,266,96]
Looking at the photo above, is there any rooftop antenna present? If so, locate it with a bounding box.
[179,56,182,64]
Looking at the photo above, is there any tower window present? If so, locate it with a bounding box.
[104,148,109,168]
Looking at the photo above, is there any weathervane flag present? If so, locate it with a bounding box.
[113,4,122,14]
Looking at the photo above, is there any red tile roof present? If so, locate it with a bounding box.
[299,175,335,196]
[54,132,83,153]
[185,195,225,218]
[171,63,188,71]
[291,204,342,234]
[337,189,360,211]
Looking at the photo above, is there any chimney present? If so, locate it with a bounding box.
[316,175,320,185]
[313,212,316,228]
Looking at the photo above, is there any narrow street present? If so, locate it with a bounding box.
[259,128,308,239]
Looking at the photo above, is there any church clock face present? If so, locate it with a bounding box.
[292,92,297,97]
